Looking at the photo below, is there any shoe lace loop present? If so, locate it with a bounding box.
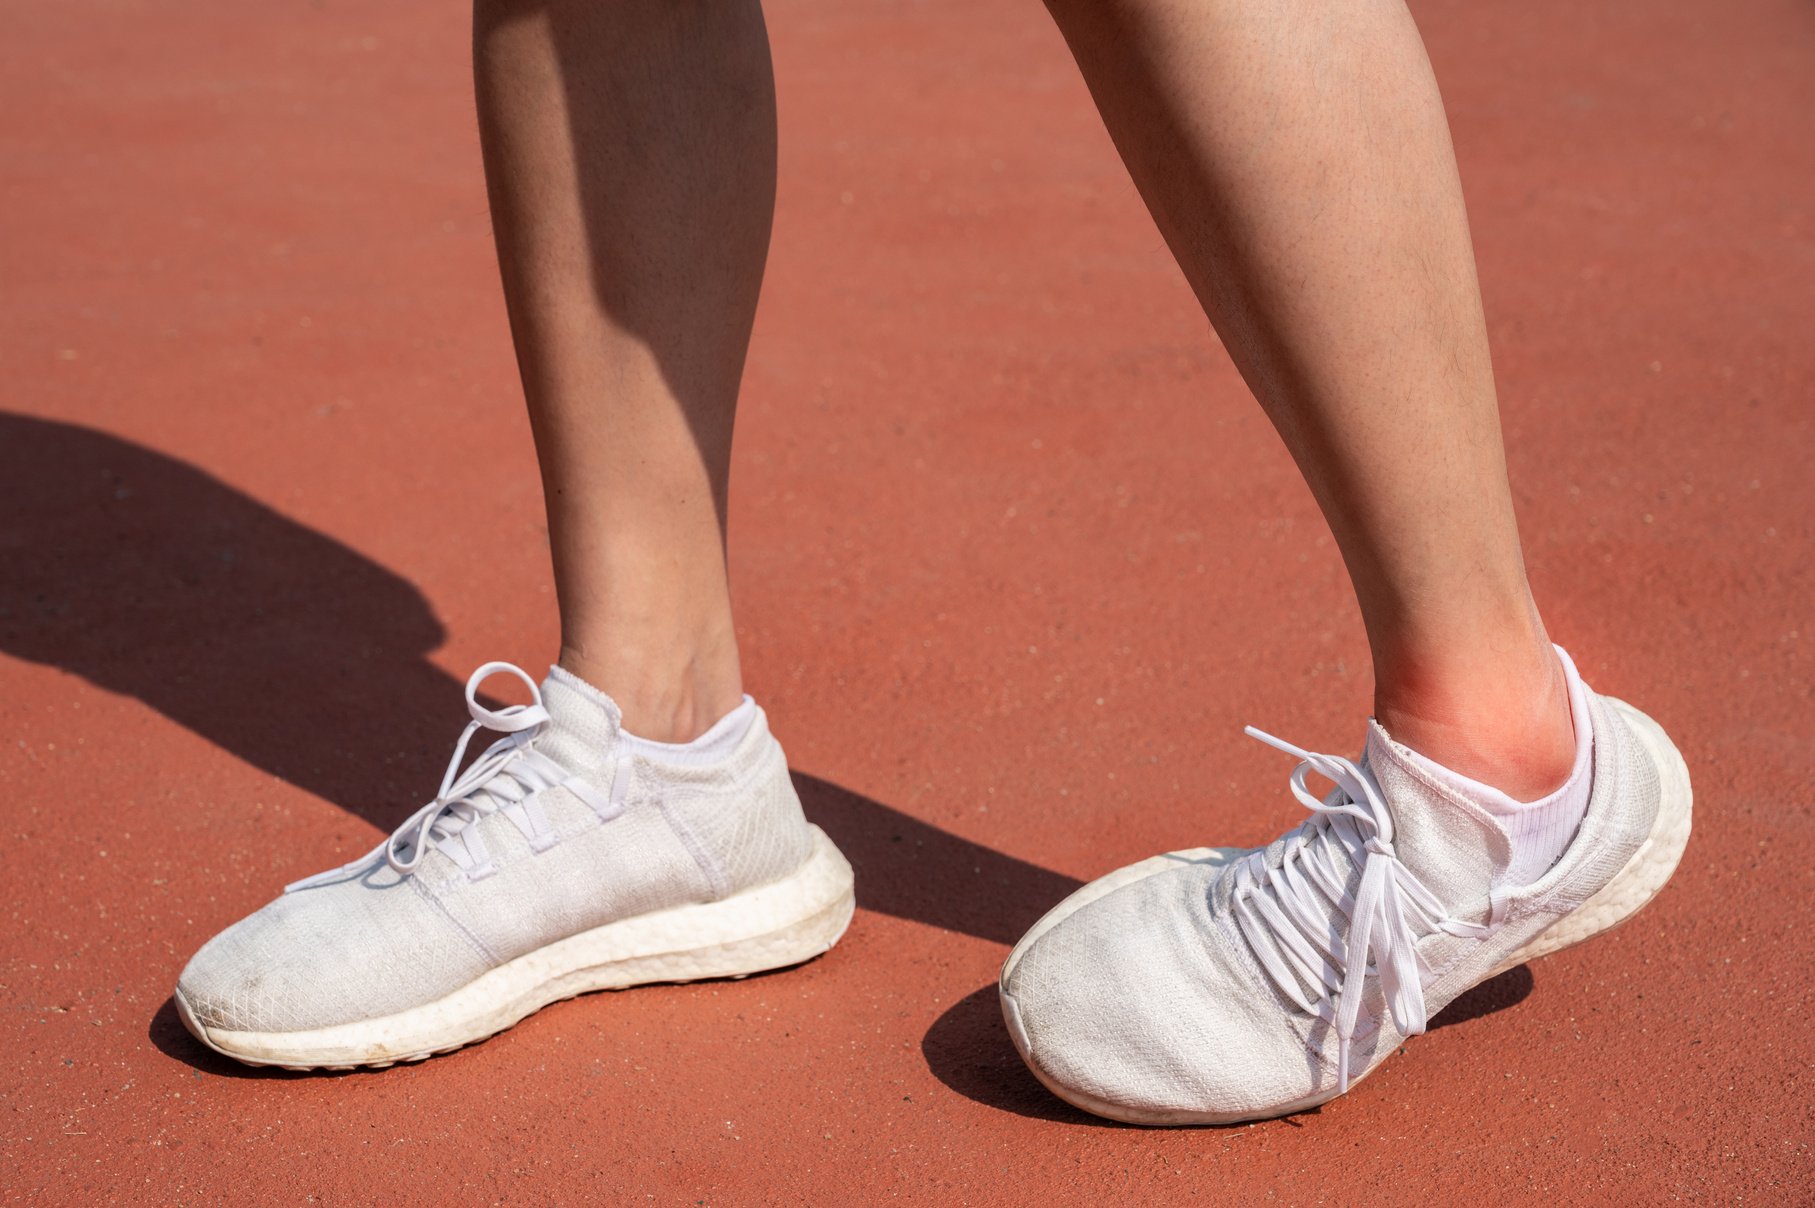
[382,661,560,875]
[1231,726,1489,1094]
[285,662,593,892]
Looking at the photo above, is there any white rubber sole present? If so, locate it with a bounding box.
[999,697,1694,1126]
[177,826,856,1070]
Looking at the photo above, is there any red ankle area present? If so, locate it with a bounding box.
[1373,659,1577,802]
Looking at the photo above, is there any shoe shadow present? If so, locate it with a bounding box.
[920,986,1110,1126]
[1426,963,1535,1031]
[146,997,319,1079]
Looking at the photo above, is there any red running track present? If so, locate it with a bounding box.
[2,0,1810,1201]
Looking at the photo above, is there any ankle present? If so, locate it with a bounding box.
[558,631,744,744]
[1372,641,1577,802]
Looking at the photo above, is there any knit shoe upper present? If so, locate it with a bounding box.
[1000,669,1674,1124]
[178,663,816,1038]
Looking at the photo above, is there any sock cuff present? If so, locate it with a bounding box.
[618,695,759,766]
[1386,645,1597,889]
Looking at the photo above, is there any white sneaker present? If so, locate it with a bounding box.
[176,662,855,1069]
[998,670,1691,1125]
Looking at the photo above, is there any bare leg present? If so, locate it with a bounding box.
[1046,0,1572,796]
[474,0,772,740]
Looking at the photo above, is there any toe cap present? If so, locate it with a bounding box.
[177,872,491,1035]
[1001,863,1317,1122]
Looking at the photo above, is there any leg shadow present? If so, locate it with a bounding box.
[3,414,1091,1074]
[0,411,461,829]
[0,411,1083,935]
[794,774,1083,947]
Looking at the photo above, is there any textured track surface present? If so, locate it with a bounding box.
[2,0,1809,1202]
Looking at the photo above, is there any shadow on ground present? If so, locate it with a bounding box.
[147,998,319,1080]
[1427,963,1535,1030]
[2,413,1087,1070]
[0,411,455,828]
[0,411,1075,935]
[795,775,1083,947]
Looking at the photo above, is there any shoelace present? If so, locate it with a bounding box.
[287,662,609,891]
[1229,727,1490,1093]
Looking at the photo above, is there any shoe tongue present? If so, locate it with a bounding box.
[1363,722,1513,915]
[533,665,624,780]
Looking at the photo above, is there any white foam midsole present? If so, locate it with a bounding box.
[181,826,855,1067]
